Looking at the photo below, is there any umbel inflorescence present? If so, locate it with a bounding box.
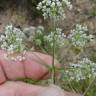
[44,28,66,47]
[63,58,96,82]
[0,24,26,61]
[37,0,72,20]
[34,26,66,53]
[68,24,93,48]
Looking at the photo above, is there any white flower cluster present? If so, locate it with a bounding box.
[44,28,66,47]
[0,24,26,61]
[68,24,93,47]
[63,58,96,82]
[34,26,66,52]
[37,0,72,20]
[34,26,45,46]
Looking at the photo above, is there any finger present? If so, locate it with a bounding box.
[16,83,64,96]
[38,84,64,96]
[24,52,60,80]
[0,81,46,96]
[23,52,49,80]
[0,82,17,96]
[0,50,25,80]
[0,82,65,96]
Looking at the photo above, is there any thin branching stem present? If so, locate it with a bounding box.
[51,17,56,84]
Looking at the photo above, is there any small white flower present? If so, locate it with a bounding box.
[51,2,55,7]
[0,24,26,55]
[37,0,72,20]
[64,58,96,82]
[45,28,65,47]
[68,24,93,47]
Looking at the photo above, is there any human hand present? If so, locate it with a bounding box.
[0,50,80,96]
[0,50,63,96]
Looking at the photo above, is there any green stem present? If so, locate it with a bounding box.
[52,31,56,84]
[51,17,56,84]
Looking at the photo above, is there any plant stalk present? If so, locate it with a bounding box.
[51,17,56,84]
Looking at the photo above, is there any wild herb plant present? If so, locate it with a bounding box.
[36,0,95,96]
[37,0,72,84]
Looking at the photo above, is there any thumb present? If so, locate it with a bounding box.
[38,84,64,96]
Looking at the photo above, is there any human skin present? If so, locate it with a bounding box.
[0,50,80,96]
